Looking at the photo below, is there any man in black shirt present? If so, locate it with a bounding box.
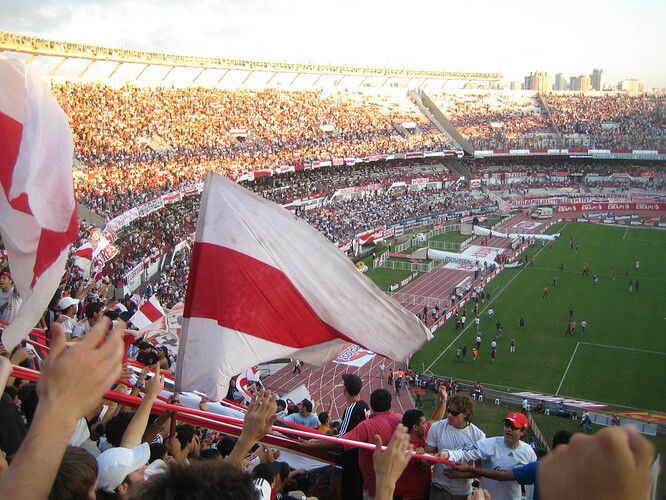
[302,372,369,499]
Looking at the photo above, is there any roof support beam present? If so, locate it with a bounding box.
[107,62,123,79]
[134,64,151,81]
[48,57,68,76]
[78,59,96,78]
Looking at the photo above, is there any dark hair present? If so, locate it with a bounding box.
[137,348,160,366]
[448,393,474,422]
[552,430,573,448]
[105,412,134,447]
[287,405,299,415]
[276,399,286,410]
[128,461,258,500]
[200,448,221,460]
[300,399,313,413]
[84,301,104,319]
[318,411,330,425]
[175,424,196,451]
[49,446,98,500]
[342,373,362,396]
[402,409,424,432]
[370,389,391,412]
[4,385,18,400]
[216,435,238,458]
[17,382,38,427]
[149,442,168,463]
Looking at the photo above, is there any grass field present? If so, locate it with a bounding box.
[409,222,666,413]
[429,231,470,244]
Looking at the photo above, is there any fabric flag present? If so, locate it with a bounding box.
[176,172,432,400]
[235,366,261,403]
[0,57,78,350]
[130,295,167,331]
[73,227,118,280]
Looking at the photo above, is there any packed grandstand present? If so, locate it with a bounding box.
[0,31,664,500]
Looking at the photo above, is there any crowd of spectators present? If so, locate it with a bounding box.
[432,91,665,150]
[542,93,666,149]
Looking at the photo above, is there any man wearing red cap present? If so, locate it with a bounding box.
[436,412,536,500]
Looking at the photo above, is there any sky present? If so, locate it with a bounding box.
[1,0,665,87]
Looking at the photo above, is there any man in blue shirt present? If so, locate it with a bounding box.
[283,399,320,429]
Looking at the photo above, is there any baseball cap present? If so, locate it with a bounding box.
[504,412,529,430]
[300,399,313,412]
[96,443,150,493]
[58,296,80,310]
[342,373,362,396]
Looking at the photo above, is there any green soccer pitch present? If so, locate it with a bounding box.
[408,222,666,413]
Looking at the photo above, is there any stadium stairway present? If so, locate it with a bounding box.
[442,157,474,180]
[408,89,475,155]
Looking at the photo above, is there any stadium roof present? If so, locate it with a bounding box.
[0,31,502,87]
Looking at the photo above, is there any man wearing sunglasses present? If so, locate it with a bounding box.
[423,394,485,499]
[436,412,537,500]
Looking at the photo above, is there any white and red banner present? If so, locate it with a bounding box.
[556,202,666,214]
[130,295,167,331]
[235,366,261,403]
[0,57,79,350]
[176,172,432,400]
[332,344,376,367]
[73,227,118,279]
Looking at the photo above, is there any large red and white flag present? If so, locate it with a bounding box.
[130,295,167,331]
[176,172,432,400]
[0,57,78,350]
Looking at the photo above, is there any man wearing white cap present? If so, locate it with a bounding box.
[56,296,80,339]
[96,443,150,497]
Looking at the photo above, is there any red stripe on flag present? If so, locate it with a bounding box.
[141,299,164,323]
[184,242,353,348]
[0,111,31,214]
[32,208,79,286]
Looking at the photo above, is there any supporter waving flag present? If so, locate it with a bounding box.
[0,57,78,350]
[176,172,432,400]
[130,295,167,331]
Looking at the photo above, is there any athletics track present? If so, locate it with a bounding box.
[263,212,550,415]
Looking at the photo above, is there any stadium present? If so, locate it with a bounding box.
[0,24,664,500]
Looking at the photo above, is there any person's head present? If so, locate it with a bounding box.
[318,411,330,427]
[58,296,80,317]
[17,382,38,427]
[402,409,426,439]
[97,443,150,497]
[170,424,196,454]
[341,373,362,398]
[200,448,222,460]
[49,446,98,500]
[552,430,573,449]
[275,399,286,413]
[446,393,474,429]
[299,399,313,416]
[503,412,529,447]
[105,412,135,448]
[128,460,257,500]
[0,271,13,292]
[370,388,391,412]
[215,435,238,458]
[84,301,104,324]
[4,385,18,404]
[148,443,168,464]
[254,461,289,494]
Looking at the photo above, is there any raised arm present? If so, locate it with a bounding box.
[120,364,164,448]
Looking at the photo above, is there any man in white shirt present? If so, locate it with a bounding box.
[0,271,22,324]
[424,393,486,499]
[56,296,80,339]
[437,412,537,500]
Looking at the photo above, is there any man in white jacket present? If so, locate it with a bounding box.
[436,411,537,500]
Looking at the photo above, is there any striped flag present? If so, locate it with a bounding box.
[130,295,166,331]
[175,172,432,400]
[0,57,78,350]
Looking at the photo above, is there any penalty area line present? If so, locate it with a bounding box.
[556,341,581,396]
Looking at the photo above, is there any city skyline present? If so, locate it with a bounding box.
[1,0,664,88]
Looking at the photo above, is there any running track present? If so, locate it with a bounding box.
[263,213,550,417]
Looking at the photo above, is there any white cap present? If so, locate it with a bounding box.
[58,296,80,310]
[96,443,150,493]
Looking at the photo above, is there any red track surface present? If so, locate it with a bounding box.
[263,213,551,418]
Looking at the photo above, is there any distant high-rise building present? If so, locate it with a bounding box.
[569,76,581,91]
[523,72,552,92]
[590,69,603,91]
[619,78,643,94]
[510,81,522,90]
[554,73,567,91]
[579,75,591,92]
